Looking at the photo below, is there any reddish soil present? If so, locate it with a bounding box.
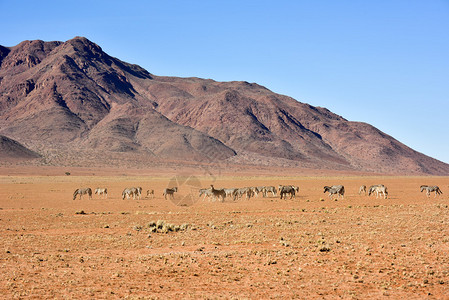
[1,167,448,298]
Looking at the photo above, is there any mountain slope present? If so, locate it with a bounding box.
[0,37,447,175]
[0,135,40,161]
[151,78,448,174]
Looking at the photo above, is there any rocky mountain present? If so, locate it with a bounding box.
[0,37,448,175]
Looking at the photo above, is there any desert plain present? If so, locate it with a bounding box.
[1,166,448,299]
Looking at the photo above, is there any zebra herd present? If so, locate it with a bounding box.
[73,187,109,200]
[71,183,444,201]
[198,185,299,202]
[322,184,387,199]
[72,186,149,200]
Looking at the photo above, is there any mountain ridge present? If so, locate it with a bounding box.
[1,37,448,175]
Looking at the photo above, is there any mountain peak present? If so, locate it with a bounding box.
[69,36,92,43]
[66,36,102,51]
[59,36,106,61]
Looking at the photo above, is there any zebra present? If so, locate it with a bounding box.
[263,186,277,197]
[253,186,265,197]
[358,185,366,196]
[163,187,178,200]
[279,185,296,200]
[420,185,442,198]
[323,185,345,199]
[199,188,212,201]
[122,187,139,200]
[368,184,388,199]
[146,189,154,199]
[136,187,142,200]
[234,187,254,200]
[210,185,226,202]
[94,188,108,199]
[73,188,92,200]
[224,188,238,201]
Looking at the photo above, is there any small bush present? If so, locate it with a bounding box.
[319,246,331,252]
[146,220,190,234]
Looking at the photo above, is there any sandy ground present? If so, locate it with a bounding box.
[1,169,448,299]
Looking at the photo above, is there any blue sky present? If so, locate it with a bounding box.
[1,0,448,164]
